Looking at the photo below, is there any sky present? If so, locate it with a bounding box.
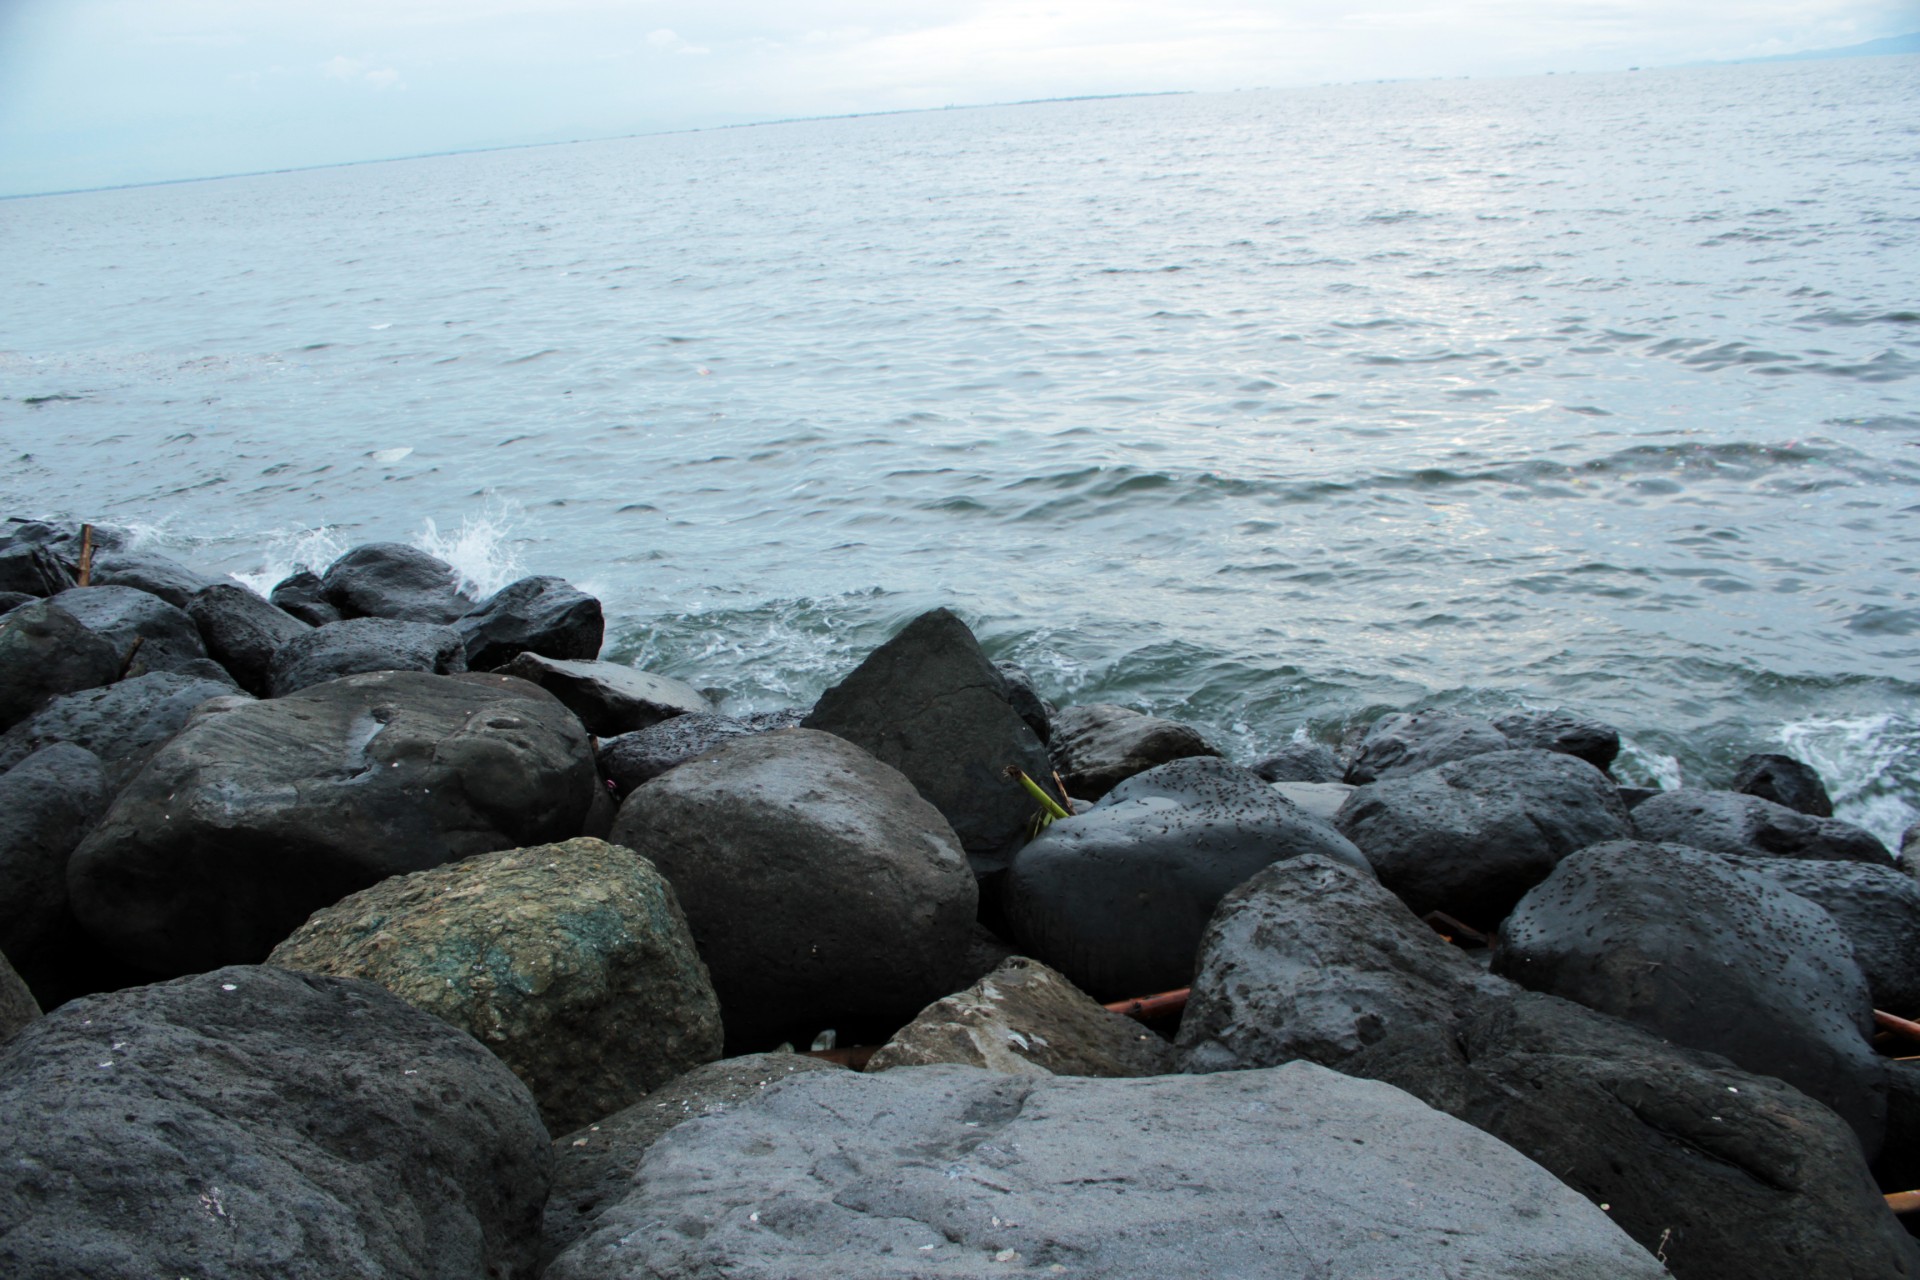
[0,0,1914,196]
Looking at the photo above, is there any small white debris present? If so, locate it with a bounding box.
[749,1212,760,1223]
[572,1139,589,1147]
[98,1060,113,1069]
[1600,1203,1610,1211]
[1727,1086,1740,1093]
[220,983,237,992]
[994,1249,1018,1263]
[112,1042,126,1050]
[1006,1031,1030,1051]
[919,1245,935,1252]
[403,1069,418,1076]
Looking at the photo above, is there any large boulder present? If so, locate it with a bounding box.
[801,607,1053,877]
[266,616,468,695]
[187,582,312,696]
[0,601,124,730]
[0,965,550,1280]
[0,544,74,596]
[0,671,244,793]
[1732,752,1835,817]
[48,584,208,675]
[319,542,472,623]
[598,709,805,797]
[87,548,219,609]
[1002,757,1372,1000]
[1493,840,1887,1155]
[1343,709,1512,784]
[456,575,603,671]
[269,837,723,1134]
[269,567,342,626]
[68,671,600,976]
[1334,748,1633,927]
[609,728,977,1049]
[0,745,108,1005]
[544,1061,1668,1280]
[995,660,1052,744]
[497,653,711,736]
[1251,739,1343,783]
[1733,856,1920,1016]
[1048,702,1221,800]
[867,955,1175,1077]
[1633,787,1889,864]
[1492,707,1622,772]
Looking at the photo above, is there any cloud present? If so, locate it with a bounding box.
[321,54,406,88]
[645,27,710,55]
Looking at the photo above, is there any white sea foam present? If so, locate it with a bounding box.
[1775,714,1919,850]
[226,525,350,597]
[1613,737,1683,792]
[412,505,523,600]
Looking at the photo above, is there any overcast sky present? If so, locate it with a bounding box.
[0,0,1912,196]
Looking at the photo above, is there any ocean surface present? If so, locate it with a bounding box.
[4,57,1918,842]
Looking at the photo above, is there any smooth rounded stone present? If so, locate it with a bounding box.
[609,728,977,1049]
[1250,739,1343,783]
[270,837,723,1135]
[0,948,37,1041]
[1491,707,1622,772]
[598,708,805,797]
[1269,778,1353,821]
[1334,748,1633,927]
[1729,856,1920,1015]
[87,549,219,609]
[0,602,124,731]
[319,541,473,623]
[868,956,1176,1078]
[1632,787,1891,865]
[801,607,1054,877]
[0,590,33,615]
[1343,709,1513,785]
[187,581,312,696]
[1003,757,1373,1001]
[48,583,208,675]
[0,965,550,1280]
[1177,853,1512,1112]
[542,1053,843,1271]
[269,567,343,626]
[995,660,1052,744]
[1493,840,1887,1155]
[68,671,600,975]
[1732,752,1836,817]
[0,671,245,793]
[497,652,711,736]
[457,574,604,671]
[0,543,75,596]
[0,746,107,994]
[544,1060,1668,1280]
[266,615,469,695]
[1048,702,1221,801]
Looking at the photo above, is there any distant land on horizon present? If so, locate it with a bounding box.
[1688,30,1920,65]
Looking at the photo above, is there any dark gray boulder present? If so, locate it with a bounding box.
[1344,709,1512,784]
[0,602,123,732]
[0,965,550,1280]
[1492,707,1622,772]
[1334,748,1633,927]
[1732,856,1920,1015]
[1003,757,1373,1000]
[496,653,710,736]
[994,660,1052,744]
[187,581,311,696]
[0,544,74,596]
[87,549,219,609]
[1493,840,1887,1155]
[0,591,33,615]
[269,567,342,626]
[48,584,208,675]
[0,517,130,559]
[0,948,36,1042]
[1048,702,1221,800]
[609,728,977,1050]
[801,607,1053,877]
[543,1061,1667,1280]
[598,708,805,797]
[320,541,472,623]
[0,745,107,1003]
[1732,752,1836,817]
[457,575,604,671]
[1251,739,1343,783]
[67,671,600,975]
[267,616,468,696]
[1881,1061,1920,1198]
[0,671,245,793]
[1632,787,1890,864]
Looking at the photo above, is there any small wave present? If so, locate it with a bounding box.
[412,501,524,598]
[1775,714,1919,850]
[227,524,351,596]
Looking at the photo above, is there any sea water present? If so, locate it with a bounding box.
[3,57,1917,841]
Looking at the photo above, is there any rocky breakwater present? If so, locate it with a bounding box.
[3,514,1920,1278]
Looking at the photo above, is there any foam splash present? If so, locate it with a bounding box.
[412,505,522,599]
[226,525,351,597]
[1613,737,1684,791]
[1776,714,1919,851]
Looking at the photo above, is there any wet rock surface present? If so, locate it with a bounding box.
[1048,702,1221,800]
[0,948,39,1041]
[0,602,125,731]
[0,543,75,596]
[1343,709,1513,784]
[267,616,469,695]
[1492,707,1622,772]
[319,541,473,623]
[0,744,108,992]
[1250,739,1343,782]
[269,567,342,626]
[1733,855,1920,1016]
[1632,786,1890,864]
[598,708,805,796]
[187,581,312,696]
[456,574,604,671]
[1731,752,1835,817]
[496,653,711,736]
[0,670,244,793]
[49,584,208,675]
[87,549,220,609]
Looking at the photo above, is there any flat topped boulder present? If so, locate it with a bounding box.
[266,616,468,695]
[544,1061,1667,1280]
[1632,787,1889,865]
[801,607,1053,877]
[497,653,711,736]
[1048,702,1221,800]
[1344,709,1512,784]
[49,584,208,676]
[319,542,472,624]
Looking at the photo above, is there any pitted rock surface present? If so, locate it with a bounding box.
[49,584,208,675]
[598,709,805,796]
[319,541,473,623]
[0,670,244,792]
[0,602,124,731]
[1731,752,1834,817]
[267,616,469,695]
[1343,709,1512,784]
[1732,855,1920,1015]
[1048,702,1221,800]
[1492,707,1622,772]
[187,582,311,696]
[456,575,604,671]
[1632,787,1888,864]
[496,653,711,736]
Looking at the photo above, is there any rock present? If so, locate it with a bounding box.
[1632,787,1891,865]
[48,584,208,675]
[1002,757,1373,1000]
[959,921,1018,984]
[1344,709,1513,784]
[0,602,123,732]
[542,1053,843,1270]
[1459,991,1920,1280]
[1177,853,1511,1112]
[496,653,710,736]
[1904,822,1920,872]
[1620,785,1663,810]
[0,591,33,616]
[1048,702,1222,801]
[1334,748,1632,927]
[0,517,130,559]
[1492,707,1622,773]
[270,837,721,1134]
[1733,856,1920,1016]
[1880,1061,1920,1197]
[320,541,473,623]
[544,1060,1667,1280]
[1493,840,1887,1155]
[0,671,245,793]
[0,965,549,1280]
[456,575,604,671]
[269,567,343,626]
[0,745,108,1001]
[867,956,1176,1077]
[187,582,312,696]
[0,948,39,1041]
[267,616,468,696]
[1250,739,1343,783]
[68,671,600,976]
[1269,778,1353,821]
[0,544,74,596]
[801,607,1053,877]
[598,709,805,797]
[87,549,219,609]
[1732,752,1836,817]
[995,660,1052,744]
[608,728,977,1049]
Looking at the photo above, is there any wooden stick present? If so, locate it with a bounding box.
[1103,988,1190,1021]
[116,636,144,681]
[76,523,95,587]
[1886,1190,1920,1215]
[1875,1010,1920,1041]
[1423,910,1491,948]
